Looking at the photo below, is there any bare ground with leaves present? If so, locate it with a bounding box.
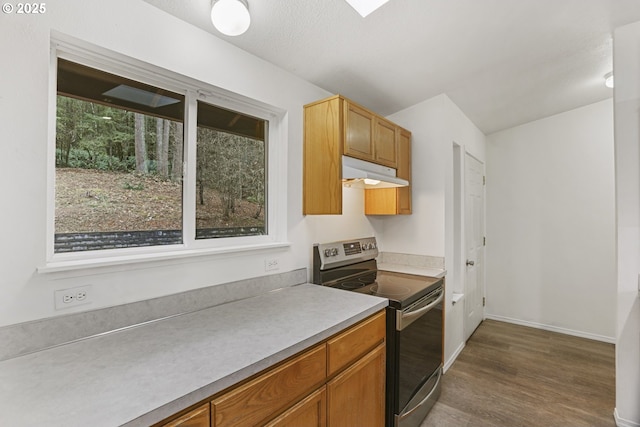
[56,168,264,233]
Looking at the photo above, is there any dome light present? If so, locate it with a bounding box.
[211,0,250,36]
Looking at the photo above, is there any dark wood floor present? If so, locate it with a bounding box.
[421,320,616,427]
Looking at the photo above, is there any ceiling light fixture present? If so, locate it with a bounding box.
[604,71,614,88]
[344,0,391,17]
[211,0,250,36]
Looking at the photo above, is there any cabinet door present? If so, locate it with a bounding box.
[162,403,209,427]
[303,97,343,215]
[212,345,326,427]
[265,387,326,427]
[326,343,386,427]
[396,128,412,214]
[374,118,397,168]
[344,102,374,162]
[364,188,397,215]
[364,128,411,215]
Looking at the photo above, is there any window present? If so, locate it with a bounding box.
[51,51,278,263]
[55,59,185,253]
[196,101,267,239]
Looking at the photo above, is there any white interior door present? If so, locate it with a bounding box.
[464,153,485,341]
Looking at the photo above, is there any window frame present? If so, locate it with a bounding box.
[43,37,288,273]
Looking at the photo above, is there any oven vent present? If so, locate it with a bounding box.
[343,242,362,256]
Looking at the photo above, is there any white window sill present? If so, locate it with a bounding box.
[39,241,291,274]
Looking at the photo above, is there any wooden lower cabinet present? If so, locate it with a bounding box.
[158,311,385,427]
[162,403,209,427]
[212,345,326,427]
[265,387,327,427]
[326,343,386,427]
[326,310,386,376]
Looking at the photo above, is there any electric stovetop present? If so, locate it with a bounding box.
[344,270,442,309]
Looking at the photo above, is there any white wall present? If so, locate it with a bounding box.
[485,99,617,342]
[612,21,640,427]
[0,0,375,327]
[380,94,487,367]
[374,95,447,256]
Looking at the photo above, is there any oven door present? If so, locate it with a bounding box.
[395,286,444,427]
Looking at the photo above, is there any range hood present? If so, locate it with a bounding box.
[342,156,409,189]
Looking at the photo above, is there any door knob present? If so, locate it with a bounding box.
[466,260,475,266]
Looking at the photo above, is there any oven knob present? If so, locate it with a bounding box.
[331,248,339,256]
[324,249,331,257]
[370,242,376,249]
[362,243,370,250]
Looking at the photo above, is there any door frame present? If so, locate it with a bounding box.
[447,143,487,370]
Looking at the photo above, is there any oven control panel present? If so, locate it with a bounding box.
[314,237,378,270]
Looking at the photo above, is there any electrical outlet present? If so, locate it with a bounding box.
[265,258,279,271]
[55,285,93,310]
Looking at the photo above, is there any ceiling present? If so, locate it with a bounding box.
[144,0,640,134]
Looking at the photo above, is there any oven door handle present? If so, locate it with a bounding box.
[396,287,444,331]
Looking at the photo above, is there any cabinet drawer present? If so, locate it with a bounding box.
[212,344,327,427]
[162,403,209,427]
[326,311,386,377]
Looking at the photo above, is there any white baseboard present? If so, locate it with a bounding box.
[484,314,615,344]
[444,341,465,373]
[615,408,640,427]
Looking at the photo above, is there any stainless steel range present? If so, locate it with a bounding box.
[312,237,444,427]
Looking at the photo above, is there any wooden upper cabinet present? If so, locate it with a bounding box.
[343,101,398,168]
[303,96,343,215]
[396,128,412,214]
[303,94,409,215]
[344,102,374,162]
[365,127,412,215]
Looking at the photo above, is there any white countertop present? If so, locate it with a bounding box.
[0,284,387,427]
[378,262,446,278]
